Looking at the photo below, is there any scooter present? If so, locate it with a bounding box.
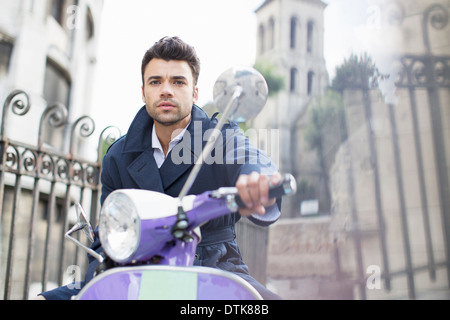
[65,67,297,300]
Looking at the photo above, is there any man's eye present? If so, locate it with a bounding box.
[174,81,185,85]
[149,81,160,85]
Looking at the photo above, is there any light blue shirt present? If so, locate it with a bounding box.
[151,123,189,168]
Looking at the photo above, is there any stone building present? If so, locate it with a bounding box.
[0,0,104,300]
[253,0,329,218]
[260,0,450,300]
[0,0,103,151]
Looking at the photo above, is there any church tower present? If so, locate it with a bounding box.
[253,0,329,217]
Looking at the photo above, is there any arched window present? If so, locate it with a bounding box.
[44,59,71,109]
[290,17,298,49]
[50,0,64,24]
[258,24,265,54]
[307,20,315,53]
[86,7,95,40]
[0,39,13,81]
[50,0,77,29]
[43,59,72,149]
[290,67,298,93]
[307,71,315,96]
[268,17,275,50]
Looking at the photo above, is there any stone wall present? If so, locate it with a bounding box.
[266,216,354,300]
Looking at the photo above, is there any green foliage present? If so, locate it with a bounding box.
[331,52,386,92]
[304,89,347,155]
[253,59,285,96]
[297,178,316,198]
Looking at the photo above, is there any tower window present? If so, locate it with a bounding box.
[307,20,315,53]
[307,71,315,95]
[268,17,275,50]
[290,17,298,49]
[258,24,265,54]
[290,68,298,93]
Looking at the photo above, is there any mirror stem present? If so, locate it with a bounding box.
[177,86,243,201]
[65,229,104,263]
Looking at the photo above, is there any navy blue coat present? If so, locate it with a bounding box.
[41,105,281,300]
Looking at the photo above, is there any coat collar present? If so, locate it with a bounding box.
[122,105,211,155]
[124,105,215,192]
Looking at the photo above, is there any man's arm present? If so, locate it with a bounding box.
[223,123,282,224]
[235,171,282,217]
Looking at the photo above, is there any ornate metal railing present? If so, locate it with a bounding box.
[0,90,120,300]
[336,2,450,299]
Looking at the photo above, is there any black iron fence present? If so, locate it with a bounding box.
[0,90,120,299]
[0,89,268,300]
[334,3,450,300]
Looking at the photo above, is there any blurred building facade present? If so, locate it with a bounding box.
[0,0,103,150]
[253,0,330,218]
[257,0,450,300]
[0,0,105,300]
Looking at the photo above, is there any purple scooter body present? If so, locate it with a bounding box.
[64,67,297,300]
[73,190,264,300]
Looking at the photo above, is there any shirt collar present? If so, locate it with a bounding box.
[122,104,211,154]
[151,121,190,154]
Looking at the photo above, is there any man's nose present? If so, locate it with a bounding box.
[160,82,174,97]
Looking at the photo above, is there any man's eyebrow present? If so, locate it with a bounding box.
[146,75,162,82]
[146,75,188,82]
[171,76,188,81]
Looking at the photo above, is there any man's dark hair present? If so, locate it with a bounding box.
[141,36,201,86]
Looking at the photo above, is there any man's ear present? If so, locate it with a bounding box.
[193,87,199,104]
[141,85,145,103]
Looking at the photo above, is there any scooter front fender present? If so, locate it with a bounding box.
[73,265,262,300]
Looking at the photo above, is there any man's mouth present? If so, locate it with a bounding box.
[157,101,176,110]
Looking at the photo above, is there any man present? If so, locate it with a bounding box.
[39,36,282,300]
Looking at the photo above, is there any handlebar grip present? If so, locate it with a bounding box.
[234,174,297,208]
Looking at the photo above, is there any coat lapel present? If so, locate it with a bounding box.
[124,107,164,192]
[124,105,213,194]
[159,109,208,191]
[127,148,165,193]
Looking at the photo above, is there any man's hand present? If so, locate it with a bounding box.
[235,172,282,217]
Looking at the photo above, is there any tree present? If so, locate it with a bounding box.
[331,52,387,93]
[253,59,285,96]
[305,89,347,169]
[303,52,384,214]
[304,89,347,213]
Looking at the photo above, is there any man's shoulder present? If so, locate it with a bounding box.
[104,135,127,157]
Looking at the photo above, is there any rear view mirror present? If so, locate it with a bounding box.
[65,203,103,263]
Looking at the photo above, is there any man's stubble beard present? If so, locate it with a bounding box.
[148,102,191,127]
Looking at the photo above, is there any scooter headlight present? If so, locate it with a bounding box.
[99,191,141,263]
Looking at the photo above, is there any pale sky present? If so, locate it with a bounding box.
[91,0,371,134]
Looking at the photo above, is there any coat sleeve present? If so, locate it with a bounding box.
[38,283,83,300]
[223,123,282,226]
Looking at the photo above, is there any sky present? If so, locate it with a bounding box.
[91,0,372,135]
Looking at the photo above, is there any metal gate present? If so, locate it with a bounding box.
[0,90,120,300]
[336,2,450,300]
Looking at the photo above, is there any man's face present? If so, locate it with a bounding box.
[142,58,198,127]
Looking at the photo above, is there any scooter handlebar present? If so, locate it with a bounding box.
[234,174,297,208]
